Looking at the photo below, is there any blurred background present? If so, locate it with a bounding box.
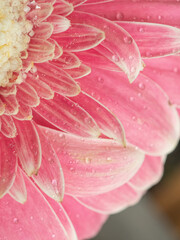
[91,143,180,240]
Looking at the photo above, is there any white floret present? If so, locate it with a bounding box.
[0,0,33,86]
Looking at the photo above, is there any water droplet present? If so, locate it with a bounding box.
[138,82,145,90]
[13,218,19,224]
[52,234,56,238]
[123,36,133,44]
[139,27,144,33]
[129,96,134,102]
[52,179,57,186]
[112,55,119,62]
[116,12,124,20]
[132,116,137,121]
[173,67,178,73]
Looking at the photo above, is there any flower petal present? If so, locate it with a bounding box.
[62,195,107,240]
[117,21,180,58]
[0,175,69,240]
[77,1,180,28]
[32,126,65,202]
[65,63,91,79]
[1,94,19,116]
[48,15,71,34]
[76,184,142,214]
[33,22,54,40]
[41,127,144,196]
[69,11,143,82]
[27,3,53,23]
[0,134,17,198]
[1,116,17,138]
[36,62,80,96]
[71,91,126,143]
[14,120,42,176]
[52,51,81,69]
[129,155,163,190]
[143,56,180,107]
[53,23,105,52]
[8,167,27,204]
[16,82,40,107]
[53,0,74,16]
[13,103,33,121]
[35,93,100,138]
[77,68,180,155]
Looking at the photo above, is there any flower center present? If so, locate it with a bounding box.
[0,0,32,87]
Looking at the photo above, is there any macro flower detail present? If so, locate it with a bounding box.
[0,0,180,239]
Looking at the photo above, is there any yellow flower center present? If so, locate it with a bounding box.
[0,0,32,87]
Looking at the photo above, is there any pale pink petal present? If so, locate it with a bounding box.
[8,167,27,204]
[0,85,17,96]
[65,64,91,79]
[129,156,163,190]
[16,82,40,107]
[27,38,55,63]
[76,184,142,214]
[36,0,56,4]
[66,0,87,7]
[14,120,42,176]
[69,11,143,82]
[117,22,180,58]
[52,23,105,52]
[35,93,100,138]
[77,1,180,28]
[1,94,19,116]
[33,22,54,40]
[77,68,180,155]
[27,3,53,23]
[0,99,5,116]
[0,134,17,198]
[1,116,17,138]
[48,38,63,59]
[72,92,126,143]
[47,196,78,240]
[26,74,54,100]
[76,49,120,72]
[41,127,144,196]
[53,0,73,16]
[52,52,81,69]
[62,195,108,240]
[32,126,65,202]
[36,62,81,96]
[13,103,33,121]
[143,56,180,107]
[48,15,71,34]
[0,175,69,240]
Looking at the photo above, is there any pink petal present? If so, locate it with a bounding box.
[51,51,81,69]
[27,3,53,23]
[0,134,17,198]
[77,68,180,155]
[46,196,78,240]
[8,167,27,204]
[36,62,80,96]
[14,120,42,176]
[66,0,87,7]
[77,1,180,28]
[69,11,143,82]
[0,99,5,115]
[26,74,54,100]
[117,21,180,58]
[35,93,100,138]
[0,175,69,240]
[65,63,91,79]
[33,22,54,40]
[52,23,105,52]
[48,15,71,34]
[48,38,63,59]
[129,155,163,190]
[53,0,73,16]
[27,38,55,63]
[16,82,40,107]
[143,56,180,106]
[62,195,108,240]
[76,49,120,72]
[41,127,144,196]
[1,94,19,115]
[0,85,17,96]
[32,126,65,202]
[1,115,17,138]
[71,92,126,143]
[13,103,33,121]
[76,184,142,214]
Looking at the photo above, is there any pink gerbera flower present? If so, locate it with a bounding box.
[0,0,180,239]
